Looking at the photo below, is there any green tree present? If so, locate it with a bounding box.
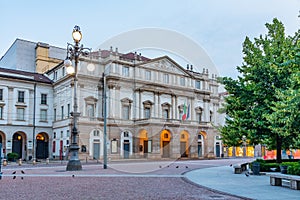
[219,18,300,163]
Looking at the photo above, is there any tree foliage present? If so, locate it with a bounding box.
[219,18,300,162]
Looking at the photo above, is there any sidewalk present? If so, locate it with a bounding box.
[185,166,300,200]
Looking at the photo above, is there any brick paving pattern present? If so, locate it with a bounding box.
[0,160,248,200]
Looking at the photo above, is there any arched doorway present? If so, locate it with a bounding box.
[121,131,132,159]
[36,133,49,159]
[180,131,189,157]
[161,130,171,158]
[139,130,148,158]
[89,129,102,160]
[12,133,23,159]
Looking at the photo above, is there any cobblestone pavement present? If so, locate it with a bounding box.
[0,159,251,200]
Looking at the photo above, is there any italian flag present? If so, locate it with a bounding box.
[182,102,190,121]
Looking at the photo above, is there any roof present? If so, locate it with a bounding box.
[120,52,151,62]
[0,67,52,84]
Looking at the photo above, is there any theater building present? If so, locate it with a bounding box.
[47,48,223,160]
[0,39,223,160]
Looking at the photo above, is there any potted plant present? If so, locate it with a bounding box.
[280,163,289,174]
[7,152,19,162]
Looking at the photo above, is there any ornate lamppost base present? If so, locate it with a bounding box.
[66,160,82,171]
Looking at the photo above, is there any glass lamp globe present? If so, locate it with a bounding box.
[66,65,75,74]
[72,26,82,43]
[64,59,72,67]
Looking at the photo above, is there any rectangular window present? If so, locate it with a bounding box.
[54,132,56,138]
[163,109,169,119]
[40,109,47,121]
[0,89,3,101]
[0,106,3,119]
[163,74,169,84]
[61,131,63,138]
[62,67,65,76]
[17,108,25,120]
[41,94,47,105]
[66,130,70,137]
[18,91,25,102]
[122,105,130,120]
[180,77,185,86]
[67,104,70,118]
[54,108,57,121]
[145,70,151,80]
[61,106,64,120]
[122,66,129,77]
[111,140,118,153]
[144,107,151,119]
[196,113,202,123]
[148,140,152,153]
[87,104,95,117]
[195,80,201,89]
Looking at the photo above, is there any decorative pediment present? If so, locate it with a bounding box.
[121,97,133,103]
[140,56,190,76]
[143,100,154,105]
[84,96,98,103]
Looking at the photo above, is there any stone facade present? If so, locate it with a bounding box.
[48,49,223,160]
[0,67,53,160]
[0,39,223,161]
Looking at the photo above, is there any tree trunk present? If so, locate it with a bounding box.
[276,135,282,163]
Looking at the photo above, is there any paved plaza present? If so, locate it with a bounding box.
[0,158,299,199]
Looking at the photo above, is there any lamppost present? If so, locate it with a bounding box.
[242,135,247,157]
[64,25,91,171]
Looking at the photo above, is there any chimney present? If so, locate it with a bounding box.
[134,52,137,60]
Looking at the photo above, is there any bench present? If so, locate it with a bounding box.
[233,162,249,174]
[267,173,300,190]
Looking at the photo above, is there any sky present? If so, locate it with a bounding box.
[0,0,299,78]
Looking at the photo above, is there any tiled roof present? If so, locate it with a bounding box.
[120,52,151,61]
[0,67,52,84]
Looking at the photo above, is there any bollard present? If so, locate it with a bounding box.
[33,158,36,165]
[3,159,7,166]
[46,158,49,164]
[18,159,22,166]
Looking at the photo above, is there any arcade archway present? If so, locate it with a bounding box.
[180,131,189,157]
[36,133,49,159]
[139,130,148,158]
[160,130,171,158]
[12,132,26,159]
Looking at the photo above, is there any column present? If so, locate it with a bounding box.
[7,87,13,124]
[138,91,142,119]
[171,95,175,119]
[190,98,195,121]
[203,99,210,122]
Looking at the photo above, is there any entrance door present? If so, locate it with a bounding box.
[216,142,220,157]
[124,140,130,159]
[93,143,100,159]
[180,142,187,157]
[36,139,49,159]
[198,142,202,157]
[36,134,49,159]
[12,133,22,159]
[162,141,170,158]
[143,140,148,158]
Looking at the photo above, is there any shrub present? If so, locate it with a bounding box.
[7,152,19,161]
[261,163,280,172]
[287,162,300,175]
